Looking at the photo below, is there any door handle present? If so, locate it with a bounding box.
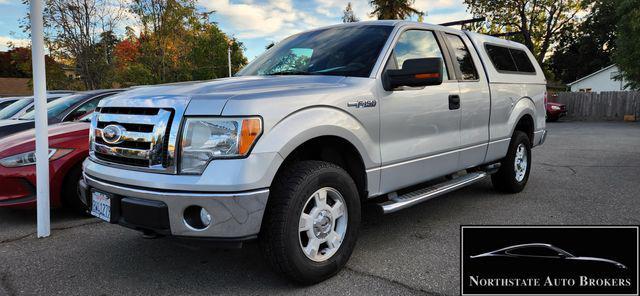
[449,94,460,110]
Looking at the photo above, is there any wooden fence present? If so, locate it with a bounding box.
[554,91,640,121]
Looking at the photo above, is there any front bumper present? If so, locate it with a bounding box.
[79,173,269,239]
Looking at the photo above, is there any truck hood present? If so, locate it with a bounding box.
[0,121,90,158]
[102,75,347,115]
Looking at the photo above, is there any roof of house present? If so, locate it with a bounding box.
[567,64,617,86]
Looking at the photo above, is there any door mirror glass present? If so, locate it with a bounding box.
[384,58,443,90]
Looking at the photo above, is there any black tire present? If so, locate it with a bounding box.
[62,164,90,215]
[491,131,532,193]
[260,160,361,284]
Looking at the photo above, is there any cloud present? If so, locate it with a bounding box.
[199,0,324,40]
[0,36,30,50]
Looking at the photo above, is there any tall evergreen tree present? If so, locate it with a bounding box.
[549,0,617,83]
[369,0,420,20]
[613,0,640,89]
[342,2,359,23]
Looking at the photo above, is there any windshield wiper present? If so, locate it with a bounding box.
[264,70,314,76]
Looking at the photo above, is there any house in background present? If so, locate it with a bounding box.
[567,65,628,93]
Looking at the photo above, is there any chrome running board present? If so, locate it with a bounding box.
[378,172,487,214]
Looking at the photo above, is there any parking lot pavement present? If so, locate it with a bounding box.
[1,121,639,296]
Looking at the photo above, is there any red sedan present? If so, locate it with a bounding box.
[0,121,89,212]
[546,101,567,122]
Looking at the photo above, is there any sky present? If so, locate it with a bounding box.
[0,0,472,60]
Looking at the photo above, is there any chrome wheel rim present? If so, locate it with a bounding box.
[298,187,348,262]
[514,143,528,182]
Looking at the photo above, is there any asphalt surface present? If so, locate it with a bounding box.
[1,121,639,296]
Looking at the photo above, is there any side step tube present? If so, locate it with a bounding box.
[378,172,487,214]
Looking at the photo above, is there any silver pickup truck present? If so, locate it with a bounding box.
[80,20,547,283]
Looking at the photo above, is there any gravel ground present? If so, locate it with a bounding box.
[1,121,639,296]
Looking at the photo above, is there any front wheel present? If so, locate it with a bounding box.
[260,161,361,284]
[491,131,532,193]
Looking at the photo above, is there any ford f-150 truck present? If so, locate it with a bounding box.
[79,20,547,283]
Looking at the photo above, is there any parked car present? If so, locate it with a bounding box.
[0,92,73,120]
[0,89,121,139]
[546,101,567,122]
[0,119,91,210]
[0,97,24,111]
[80,21,547,283]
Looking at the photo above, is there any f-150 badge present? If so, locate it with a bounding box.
[347,100,377,108]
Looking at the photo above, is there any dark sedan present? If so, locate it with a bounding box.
[0,89,122,139]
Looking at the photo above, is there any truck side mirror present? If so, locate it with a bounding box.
[383,58,444,91]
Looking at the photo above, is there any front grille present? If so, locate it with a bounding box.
[92,107,174,170]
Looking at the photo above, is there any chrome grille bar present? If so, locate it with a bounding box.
[94,142,150,160]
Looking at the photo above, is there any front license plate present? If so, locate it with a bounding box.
[90,190,111,222]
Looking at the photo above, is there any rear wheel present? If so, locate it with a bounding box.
[260,160,361,284]
[491,131,532,193]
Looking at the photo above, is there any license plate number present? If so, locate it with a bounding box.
[91,190,111,222]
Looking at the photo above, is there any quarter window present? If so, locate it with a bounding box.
[387,30,448,80]
[510,49,536,73]
[445,34,478,80]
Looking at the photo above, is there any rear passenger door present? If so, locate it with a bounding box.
[378,29,462,193]
[442,33,491,168]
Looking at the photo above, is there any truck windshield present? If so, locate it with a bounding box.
[238,25,393,78]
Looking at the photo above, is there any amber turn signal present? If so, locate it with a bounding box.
[239,118,262,155]
[414,73,440,79]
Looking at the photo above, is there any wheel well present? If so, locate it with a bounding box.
[276,136,368,200]
[515,114,534,143]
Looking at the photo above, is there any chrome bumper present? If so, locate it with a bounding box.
[81,173,269,238]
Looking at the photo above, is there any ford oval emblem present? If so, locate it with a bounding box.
[102,124,126,144]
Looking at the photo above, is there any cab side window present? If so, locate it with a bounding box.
[387,30,448,80]
[445,34,479,80]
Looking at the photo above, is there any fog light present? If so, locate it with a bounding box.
[200,208,212,227]
[184,206,213,230]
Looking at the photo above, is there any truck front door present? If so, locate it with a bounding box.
[378,28,462,193]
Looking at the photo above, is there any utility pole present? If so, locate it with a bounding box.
[228,45,232,77]
[30,0,51,238]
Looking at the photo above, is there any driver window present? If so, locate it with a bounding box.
[387,30,448,80]
[506,247,559,257]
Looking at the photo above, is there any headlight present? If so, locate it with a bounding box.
[550,105,561,110]
[180,117,262,174]
[0,148,74,168]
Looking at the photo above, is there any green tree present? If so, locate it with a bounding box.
[613,0,640,89]
[342,2,359,22]
[188,20,248,79]
[131,0,198,83]
[369,0,420,20]
[549,0,617,83]
[8,47,73,90]
[464,0,585,63]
